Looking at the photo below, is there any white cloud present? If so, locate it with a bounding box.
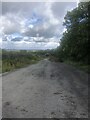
[44,42,59,49]
[28,24,34,29]
[1,2,77,50]
[0,15,21,35]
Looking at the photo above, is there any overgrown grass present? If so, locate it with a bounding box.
[2,50,44,73]
[0,60,2,73]
[64,60,89,73]
[49,54,89,73]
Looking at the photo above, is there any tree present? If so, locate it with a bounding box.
[57,2,89,64]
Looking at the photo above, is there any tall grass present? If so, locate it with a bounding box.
[2,50,43,73]
[64,60,89,73]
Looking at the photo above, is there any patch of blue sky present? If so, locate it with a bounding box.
[11,33,23,39]
[25,13,43,27]
[79,18,87,23]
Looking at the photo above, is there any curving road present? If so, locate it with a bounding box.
[2,59,88,118]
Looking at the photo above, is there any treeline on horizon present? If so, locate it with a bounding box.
[52,2,89,73]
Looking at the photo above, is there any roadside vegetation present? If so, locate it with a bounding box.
[0,49,2,73]
[2,49,49,73]
[50,2,89,73]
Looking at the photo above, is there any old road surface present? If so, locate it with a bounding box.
[2,59,88,118]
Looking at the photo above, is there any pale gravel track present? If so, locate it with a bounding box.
[2,59,88,118]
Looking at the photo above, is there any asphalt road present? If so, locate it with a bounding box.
[2,59,88,118]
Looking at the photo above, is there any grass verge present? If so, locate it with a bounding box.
[64,61,89,73]
[1,50,43,73]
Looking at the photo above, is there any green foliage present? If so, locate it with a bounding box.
[2,50,44,73]
[64,60,90,73]
[2,49,55,73]
[56,2,89,66]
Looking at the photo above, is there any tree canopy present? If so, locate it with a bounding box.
[57,2,89,64]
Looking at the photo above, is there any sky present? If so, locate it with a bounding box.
[0,1,78,50]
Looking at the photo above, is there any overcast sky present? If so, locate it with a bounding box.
[0,1,77,50]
